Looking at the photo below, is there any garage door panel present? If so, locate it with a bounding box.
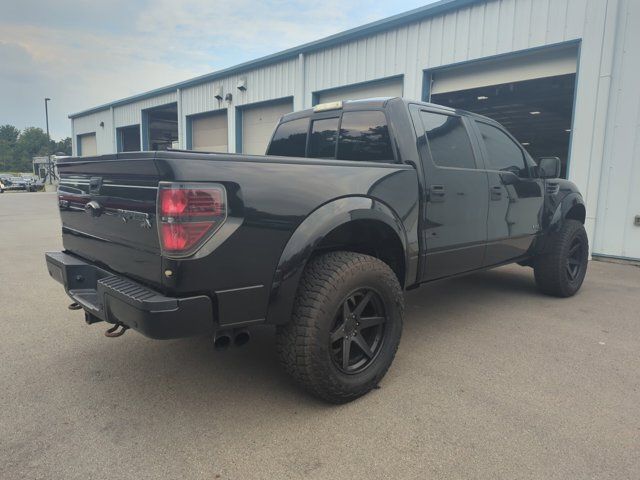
[79,134,97,157]
[317,78,403,104]
[242,100,293,155]
[191,111,228,152]
[431,46,578,95]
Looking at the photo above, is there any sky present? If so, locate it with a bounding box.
[0,0,435,140]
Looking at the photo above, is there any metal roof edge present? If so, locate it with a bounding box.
[69,0,482,119]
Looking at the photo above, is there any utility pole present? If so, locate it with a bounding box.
[44,97,52,184]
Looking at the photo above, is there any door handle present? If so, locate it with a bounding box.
[490,185,502,201]
[429,184,446,203]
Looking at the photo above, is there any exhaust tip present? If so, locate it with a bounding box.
[214,334,231,351]
[233,330,250,347]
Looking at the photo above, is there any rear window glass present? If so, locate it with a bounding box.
[337,111,394,162]
[308,117,339,158]
[267,118,309,157]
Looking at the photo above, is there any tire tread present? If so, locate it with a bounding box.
[276,251,403,403]
[534,219,588,297]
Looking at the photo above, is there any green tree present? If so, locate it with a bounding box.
[0,125,71,172]
[13,127,50,172]
[0,124,19,143]
[0,124,20,171]
[54,137,72,156]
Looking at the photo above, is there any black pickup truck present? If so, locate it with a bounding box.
[46,97,588,403]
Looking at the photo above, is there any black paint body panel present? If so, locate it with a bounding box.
[51,98,585,337]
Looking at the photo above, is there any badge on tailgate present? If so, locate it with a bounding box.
[89,176,102,194]
[117,209,152,229]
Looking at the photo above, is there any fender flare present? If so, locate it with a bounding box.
[533,192,586,256]
[549,192,586,231]
[265,196,410,324]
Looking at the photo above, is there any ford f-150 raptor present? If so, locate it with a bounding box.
[46,97,588,403]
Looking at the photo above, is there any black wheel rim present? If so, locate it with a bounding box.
[566,237,585,282]
[329,288,387,374]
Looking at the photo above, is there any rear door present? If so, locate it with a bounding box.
[410,106,489,280]
[472,120,544,265]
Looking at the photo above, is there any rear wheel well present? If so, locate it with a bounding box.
[566,204,586,224]
[313,220,406,287]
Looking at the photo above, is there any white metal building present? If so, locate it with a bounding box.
[69,0,640,262]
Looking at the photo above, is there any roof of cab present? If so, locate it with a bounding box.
[277,96,498,126]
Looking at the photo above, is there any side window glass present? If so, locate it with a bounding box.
[337,111,394,162]
[266,118,309,157]
[477,122,528,177]
[419,111,476,169]
[308,117,339,159]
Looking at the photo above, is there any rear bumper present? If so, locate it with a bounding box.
[45,251,214,339]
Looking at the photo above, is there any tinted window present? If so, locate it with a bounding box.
[420,111,476,169]
[337,111,394,162]
[477,122,528,177]
[308,117,339,158]
[267,118,309,157]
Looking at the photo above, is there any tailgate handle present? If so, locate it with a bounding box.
[89,177,102,194]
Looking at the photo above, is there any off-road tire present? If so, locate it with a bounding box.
[534,219,588,297]
[276,251,404,403]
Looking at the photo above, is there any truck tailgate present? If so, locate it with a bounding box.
[57,155,163,288]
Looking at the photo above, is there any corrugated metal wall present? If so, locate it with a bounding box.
[72,110,113,155]
[592,0,640,260]
[303,0,588,106]
[113,91,177,128]
[70,0,640,260]
[181,58,297,115]
[181,58,297,150]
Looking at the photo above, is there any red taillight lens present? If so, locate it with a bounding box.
[160,189,188,216]
[157,183,227,255]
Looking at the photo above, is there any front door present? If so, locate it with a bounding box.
[472,120,545,265]
[411,106,489,281]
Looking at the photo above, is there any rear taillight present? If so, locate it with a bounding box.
[157,183,227,256]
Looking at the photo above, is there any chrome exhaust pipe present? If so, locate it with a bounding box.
[233,328,251,347]
[213,330,232,350]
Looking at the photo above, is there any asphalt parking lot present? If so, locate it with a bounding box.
[1,192,639,480]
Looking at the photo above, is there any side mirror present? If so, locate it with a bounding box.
[538,157,561,179]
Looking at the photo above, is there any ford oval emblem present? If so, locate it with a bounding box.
[85,200,103,217]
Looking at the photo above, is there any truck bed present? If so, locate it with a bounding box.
[55,150,419,327]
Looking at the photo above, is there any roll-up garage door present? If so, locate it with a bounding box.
[191,110,228,152]
[316,77,403,104]
[78,133,97,157]
[242,99,293,155]
[429,44,579,179]
[430,46,578,95]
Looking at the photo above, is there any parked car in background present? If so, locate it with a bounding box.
[1,175,39,192]
[22,176,42,191]
[6,177,29,191]
[46,97,588,403]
